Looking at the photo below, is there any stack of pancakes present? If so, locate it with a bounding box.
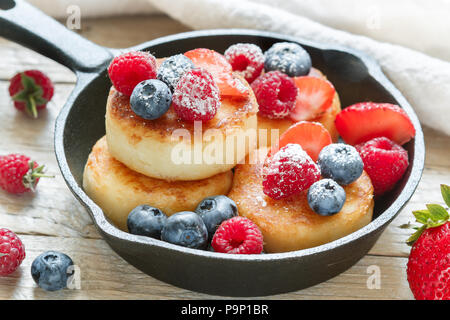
[83,69,259,231]
[83,62,374,253]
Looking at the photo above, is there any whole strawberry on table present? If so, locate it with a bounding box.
[8,70,54,118]
[404,184,450,300]
[0,154,53,194]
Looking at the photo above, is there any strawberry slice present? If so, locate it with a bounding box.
[335,102,416,145]
[184,48,249,98]
[269,121,332,161]
[289,76,335,122]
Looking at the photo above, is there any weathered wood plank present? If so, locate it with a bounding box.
[0,235,413,300]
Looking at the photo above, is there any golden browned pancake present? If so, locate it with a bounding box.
[83,136,234,231]
[257,68,341,147]
[105,58,258,181]
[228,148,374,253]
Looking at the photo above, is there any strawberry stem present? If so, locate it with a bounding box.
[22,161,55,192]
[27,95,38,119]
[404,184,450,246]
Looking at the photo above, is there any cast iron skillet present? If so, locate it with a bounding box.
[0,0,424,297]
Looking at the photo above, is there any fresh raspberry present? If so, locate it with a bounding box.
[224,43,264,83]
[251,71,298,119]
[8,70,54,118]
[0,228,26,276]
[172,68,221,122]
[212,217,263,254]
[0,154,53,194]
[263,143,320,200]
[407,221,450,300]
[356,137,409,196]
[108,51,157,96]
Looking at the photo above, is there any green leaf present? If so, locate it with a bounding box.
[412,209,431,224]
[21,73,37,90]
[406,225,427,246]
[426,204,449,221]
[441,184,450,207]
[12,91,29,102]
[33,96,47,106]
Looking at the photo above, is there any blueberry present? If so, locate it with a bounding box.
[157,54,194,91]
[307,179,346,216]
[318,143,364,185]
[195,195,238,239]
[127,205,168,239]
[264,42,312,77]
[31,251,74,291]
[130,79,172,120]
[161,211,208,249]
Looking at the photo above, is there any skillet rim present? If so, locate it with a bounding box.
[54,28,425,262]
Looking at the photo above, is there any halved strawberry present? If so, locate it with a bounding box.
[335,102,416,145]
[184,48,249,98]
[270,121,332,161]
[289,76,335,122]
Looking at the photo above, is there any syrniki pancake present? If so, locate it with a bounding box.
[228,147,374,253]
[83,137,234,230]
[105,59,258,181]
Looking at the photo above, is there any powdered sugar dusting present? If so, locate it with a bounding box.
[224,43,265,82]
[264,42,311,77]
[172,68,221,121]
[262,143,321,199]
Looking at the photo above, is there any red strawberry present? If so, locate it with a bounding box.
[335,102,416,145]
[8,70,54,118]
[184,48,249,98]
[405,185,450,300]
[356,137,409,195]
[263,144,320,200]
[270,121,332,162]
[289,76,335,121]
[0,154,53,194]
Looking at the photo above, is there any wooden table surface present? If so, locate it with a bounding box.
[0,15,449,300]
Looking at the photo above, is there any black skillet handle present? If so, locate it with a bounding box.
[0,0,112,73]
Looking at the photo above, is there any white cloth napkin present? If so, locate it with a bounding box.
[30,0,450,135]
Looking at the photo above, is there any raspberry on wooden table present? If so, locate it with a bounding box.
[8,70,54,118]
[0,228,25,276]
[0,154,53,194]
[212,216,264,254]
